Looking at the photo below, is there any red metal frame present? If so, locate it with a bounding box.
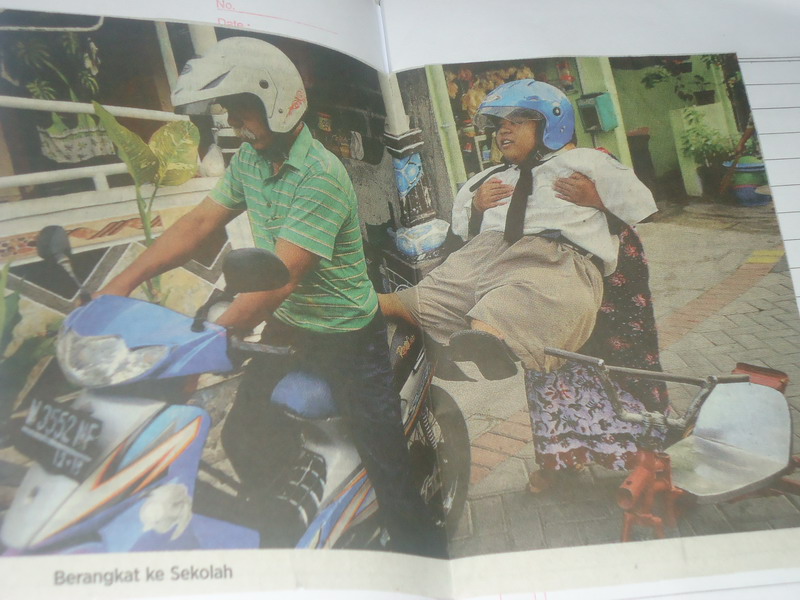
[617,450,686,541]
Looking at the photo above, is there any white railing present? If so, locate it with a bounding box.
[0,96,188,191]
[0,163,128,192]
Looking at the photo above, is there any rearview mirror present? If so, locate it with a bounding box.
[223,248,290,294]
[37,225,72,263]
[192,248,290,332]
[36,225,91,304]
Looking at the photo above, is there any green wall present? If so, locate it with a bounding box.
[575,57,632,166]
[612,57,733,179]
[613,68,686,178]
[533,58,593,151]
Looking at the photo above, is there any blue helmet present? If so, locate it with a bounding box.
[474,79,575,151]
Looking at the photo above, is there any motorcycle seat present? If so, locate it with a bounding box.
[269,322,423,417]
[271,371,339,420]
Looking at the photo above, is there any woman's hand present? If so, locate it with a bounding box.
[473,178,515,213]
[553,172,606,211]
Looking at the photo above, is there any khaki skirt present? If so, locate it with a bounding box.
[395,231,603,372]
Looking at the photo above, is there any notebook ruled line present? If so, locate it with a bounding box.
[742,55,800,303]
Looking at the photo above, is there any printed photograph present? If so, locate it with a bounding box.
[0,8,462,559]
[0,7,798,564]
[395,55,800,557]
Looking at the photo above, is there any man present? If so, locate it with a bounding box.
[380,79,657,379]
[97,37,440,555]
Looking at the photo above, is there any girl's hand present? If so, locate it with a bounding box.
[473,178,515,212]
[554,172,606,211]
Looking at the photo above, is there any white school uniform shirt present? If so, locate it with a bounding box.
[450,148,657,275]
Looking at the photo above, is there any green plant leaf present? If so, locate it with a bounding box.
[0,262,25,360]
[26,78,56,100]
[61,33,80,56]
[679,108,734,166]
[44,112,70,136]
[76,112,98,130]
[149,120,200,187]
[78,70,99,96]
[0,292,21,358]
[93,101,158,187]
[13,38,50,70]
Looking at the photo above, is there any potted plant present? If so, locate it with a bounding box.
[1,31,114,163]
[679,108,734,197]
[640,59,716,105]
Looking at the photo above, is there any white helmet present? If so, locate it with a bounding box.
[171,37,307,133]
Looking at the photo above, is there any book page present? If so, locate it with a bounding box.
[380,0,800,71]
[0,6,451,599]
[405,49,800,598]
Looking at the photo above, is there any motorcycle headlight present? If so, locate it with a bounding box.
[56,327,169,387]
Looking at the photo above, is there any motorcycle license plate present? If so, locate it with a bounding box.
[16,397,102,480]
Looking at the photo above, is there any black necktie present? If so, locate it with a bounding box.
[504,157,540,244]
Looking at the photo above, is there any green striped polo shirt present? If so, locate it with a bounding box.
[209,126,377,332]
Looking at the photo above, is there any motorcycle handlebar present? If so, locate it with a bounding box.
[544,347,750,386]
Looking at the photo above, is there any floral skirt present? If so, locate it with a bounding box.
[525,362,663,472]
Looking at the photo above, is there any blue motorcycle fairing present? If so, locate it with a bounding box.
[117,404,209,481]
[297,474,376,548]
[12,402,260,554]
[87,496,258,552]
[64,295,235,380]
[271,371,339,420]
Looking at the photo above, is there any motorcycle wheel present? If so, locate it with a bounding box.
[335,386,470,552]
[410,385,470,533]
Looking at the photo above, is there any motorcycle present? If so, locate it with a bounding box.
[0,226,470,555]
